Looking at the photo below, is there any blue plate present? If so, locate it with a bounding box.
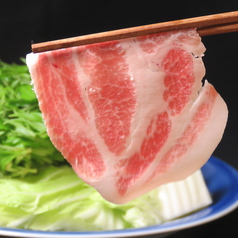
[0,156,237,238]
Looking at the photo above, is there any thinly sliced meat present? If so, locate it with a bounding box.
[26,29,228,204]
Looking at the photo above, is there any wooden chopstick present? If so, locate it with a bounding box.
[32,11,238,53]
[198,21,238,36]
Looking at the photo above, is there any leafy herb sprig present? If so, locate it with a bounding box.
[0,60,67,178]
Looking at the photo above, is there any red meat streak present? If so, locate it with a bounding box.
[163,47,194,116]
[154,85,217,175]
[77,41,136,156]
[116,112,171,195]
[37,51,105,179]
[115,46,195,195]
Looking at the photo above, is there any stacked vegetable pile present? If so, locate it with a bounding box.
[0,61,211,231]
[0,61,166,231]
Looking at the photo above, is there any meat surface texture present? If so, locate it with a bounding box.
[26,29,228,204]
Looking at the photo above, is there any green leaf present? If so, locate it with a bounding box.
[0,61,67,178]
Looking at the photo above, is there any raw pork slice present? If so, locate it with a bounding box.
[26,29,228,204]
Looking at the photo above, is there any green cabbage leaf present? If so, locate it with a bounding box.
[0,165,163,231]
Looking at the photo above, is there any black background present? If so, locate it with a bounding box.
[1,0,237,237]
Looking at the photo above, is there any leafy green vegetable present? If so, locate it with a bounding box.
[0,60,67,178]
[0,165,163,231]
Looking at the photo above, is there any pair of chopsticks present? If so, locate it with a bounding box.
[32,11,238,53]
